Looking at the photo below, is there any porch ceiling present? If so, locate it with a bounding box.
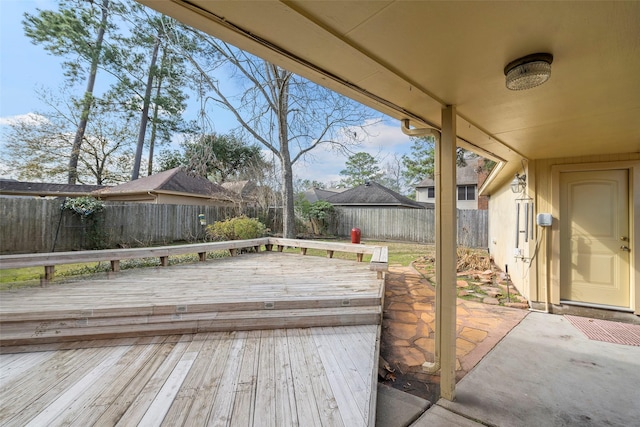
[137,0,640,191]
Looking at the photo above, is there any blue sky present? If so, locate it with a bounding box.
[0,0,414,185]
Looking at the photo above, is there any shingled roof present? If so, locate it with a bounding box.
[326,181,426,209]
[415,161,479,188]
[302,187,340,203]
[221,180,257,198]
[0,179,107,197]
[93,168,235,201]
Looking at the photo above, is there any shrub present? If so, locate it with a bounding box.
[295,200,335,235]
[64,196,106,249]
[64,196,104,217]
[206,216,266,241]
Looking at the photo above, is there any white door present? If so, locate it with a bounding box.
[560,169,630,307]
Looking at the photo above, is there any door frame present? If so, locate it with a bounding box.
[550,161,639,313]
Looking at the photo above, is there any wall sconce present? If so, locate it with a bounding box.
[504,53,553,90]
[510,173,526,193]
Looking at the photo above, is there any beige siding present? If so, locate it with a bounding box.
[487,183,532,298]
[491,152,639,313]
[416,188,478,209]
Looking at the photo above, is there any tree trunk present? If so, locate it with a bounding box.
[275,68,295,238]
[131,35,160,180]
[281,156,296,238]
[147,47,167,177]
[147,73,163,176]
[67,0,109,184]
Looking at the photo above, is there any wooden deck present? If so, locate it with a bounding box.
[0,252,383,426]
[0,327,379,426]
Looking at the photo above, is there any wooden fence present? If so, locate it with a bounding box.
[0,199,487,254]
[329,207,488,248]
[0,198,279,254]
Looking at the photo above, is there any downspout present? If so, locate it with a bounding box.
[401,119,440,140]
[148,191,158,204]
[401,119,443,374]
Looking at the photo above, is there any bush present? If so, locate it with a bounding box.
[64,196,106,249]
[64,196,104,217]
[206,216,266,241]
[295,199,335,235]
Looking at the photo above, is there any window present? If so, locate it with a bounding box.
[457,185,476,201]
[427,187,435,198]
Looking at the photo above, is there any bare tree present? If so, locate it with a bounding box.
[165,27,379,237]
[1,89,135,185]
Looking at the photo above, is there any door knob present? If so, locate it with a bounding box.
[621,246,630,252]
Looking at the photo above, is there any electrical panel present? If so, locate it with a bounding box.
[536,213,552,227]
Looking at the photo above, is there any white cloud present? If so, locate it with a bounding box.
[293,118,413,184]
[0,113,50,127]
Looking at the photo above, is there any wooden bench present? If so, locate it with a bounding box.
[0,238,388,283]
[266,238,388,279]
[369,246,389,279]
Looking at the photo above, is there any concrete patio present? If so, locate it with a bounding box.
[377,311,640,427]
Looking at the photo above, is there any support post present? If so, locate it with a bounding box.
[42,265,55,285]
[110,260,120,272]
[198,252,206,262]
[436,105,458,401]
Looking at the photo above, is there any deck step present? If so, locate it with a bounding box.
[0,294,382,323]
[0,305,382,347]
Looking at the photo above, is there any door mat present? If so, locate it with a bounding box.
[565,315,640,346]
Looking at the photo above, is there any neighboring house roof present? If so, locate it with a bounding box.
[302,187,339,203]
[415,161,479,188]
[221,180,257,198]
[326,181,427,209]
[93,168,235,201]
[0,179,107,198]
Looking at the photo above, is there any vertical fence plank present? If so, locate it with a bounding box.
[0,199,487,254]
[330,207,487,248]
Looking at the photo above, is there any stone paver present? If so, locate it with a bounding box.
[379,266,528,402]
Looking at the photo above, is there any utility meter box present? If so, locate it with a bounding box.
[536,213,552,227]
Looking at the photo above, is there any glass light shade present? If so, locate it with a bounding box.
[510,174,526,193]
[505,61,552,90]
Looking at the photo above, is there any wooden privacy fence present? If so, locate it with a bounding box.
[0,198,279,254]
[328,207,488,248]
[0,199,487,254]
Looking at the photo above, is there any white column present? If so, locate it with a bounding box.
[435,105,457,400]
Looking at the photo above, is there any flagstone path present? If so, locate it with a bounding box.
[379,266,528,402]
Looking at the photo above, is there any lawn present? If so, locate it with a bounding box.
[0,240,488,291]
[0,251,229,291]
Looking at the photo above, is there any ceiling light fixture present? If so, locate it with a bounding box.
[504,53,553,90]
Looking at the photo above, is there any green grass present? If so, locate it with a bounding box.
[0,250,230,291]
[0,240,484,291]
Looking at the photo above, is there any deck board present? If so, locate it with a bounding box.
[0,252,382,426]
[0,327,378,426]
[0,253,381,319]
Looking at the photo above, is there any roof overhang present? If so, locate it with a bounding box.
[137,1,640,193]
